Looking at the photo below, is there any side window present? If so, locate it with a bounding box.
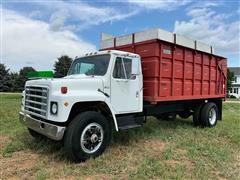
[233,88,238,94]
[123,58,132,79]
[113,57,125,79]
[113,57,135,79]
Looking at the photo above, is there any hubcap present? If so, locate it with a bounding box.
[209,108,217,125]
[80,122,104,154]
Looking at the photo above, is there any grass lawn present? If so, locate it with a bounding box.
[0,94,239,179]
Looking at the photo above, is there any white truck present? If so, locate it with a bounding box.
[19,29,226,162]
[20,50,143,161]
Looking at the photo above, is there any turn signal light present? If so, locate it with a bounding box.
[61,87,68,94]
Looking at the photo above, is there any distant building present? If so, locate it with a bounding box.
[228,67,240,98]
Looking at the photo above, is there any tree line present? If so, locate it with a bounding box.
[0,55,72,92]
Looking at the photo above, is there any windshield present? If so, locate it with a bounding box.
[68,54,110,76]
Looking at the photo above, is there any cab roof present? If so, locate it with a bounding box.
[78,50,140,59]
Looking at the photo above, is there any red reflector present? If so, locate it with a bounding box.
[61,87,68,94]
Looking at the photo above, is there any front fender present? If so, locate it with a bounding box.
[48,91,118,131]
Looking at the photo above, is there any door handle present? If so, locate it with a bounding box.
[136,91,139,97]
[116,79,128,83]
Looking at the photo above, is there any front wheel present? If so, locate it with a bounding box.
[64,111,111,162]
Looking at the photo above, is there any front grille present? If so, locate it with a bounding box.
[25,86,48,119]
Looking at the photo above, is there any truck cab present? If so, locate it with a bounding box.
[19,50,143,161]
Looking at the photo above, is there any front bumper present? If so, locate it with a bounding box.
[19,112,65,141]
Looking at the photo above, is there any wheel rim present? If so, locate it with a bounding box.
[80,122,104,154]
[209,108,217,125]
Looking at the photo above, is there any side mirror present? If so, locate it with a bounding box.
[131,57,140,75]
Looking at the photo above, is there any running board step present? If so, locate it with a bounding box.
[118,124,142,131]
[116,114,144,131]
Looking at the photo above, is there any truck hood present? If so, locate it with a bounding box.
[25,75,104,95]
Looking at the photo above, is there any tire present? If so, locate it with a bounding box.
[200,102,218,127]
[64,111,111,162]
[156,113,176,121]
[193,104,203,126]
[28,128,46,140]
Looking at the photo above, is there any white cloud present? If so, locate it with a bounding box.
[186,1,220,10]
[29,10,42,19]
[49,9,69,31]
[31,1,138,31]
[25,0,190,32]
[2,9,96,72]
[127,0,191,10]
[174,7,240,56]
[3,0,190,34]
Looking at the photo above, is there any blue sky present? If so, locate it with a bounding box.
[1,0,240,71]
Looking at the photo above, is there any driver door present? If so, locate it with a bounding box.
[111,56,141,114]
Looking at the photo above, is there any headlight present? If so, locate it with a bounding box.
[50,102,58,115]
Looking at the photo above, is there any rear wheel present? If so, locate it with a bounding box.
[200,102,218,127]
[64,111,111,162]
[193,105,203,126]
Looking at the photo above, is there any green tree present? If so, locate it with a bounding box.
[227,68,234,91]
[0,63,12,92]
[9,72,20,92]
[17,67,36,91]
[54,55,73,78]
